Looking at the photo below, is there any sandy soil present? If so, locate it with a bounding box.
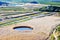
[0,16,60,40]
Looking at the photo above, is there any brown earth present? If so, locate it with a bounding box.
[0,16,60,40]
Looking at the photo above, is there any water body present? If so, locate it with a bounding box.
[14,26,33,31]
[14,28,33,31]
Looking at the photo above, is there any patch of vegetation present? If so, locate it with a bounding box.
[57,35,60,40]
[33,8,40,11]
[50,25,60,40]
[0,16,32,27]
[0,7,31,11]
[50,34,55,40]
[55,25,60,40]
[56,25,60,32]
[39,6,60,12]
[41,2,60,7]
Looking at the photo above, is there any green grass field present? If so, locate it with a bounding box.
[42,2,60,7]
[0,7,31,11]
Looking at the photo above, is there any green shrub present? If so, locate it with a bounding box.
[56,25,60,31]
[50,34,55,40]
[57,35,60,40]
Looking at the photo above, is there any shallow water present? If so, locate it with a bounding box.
[14,27,33,31]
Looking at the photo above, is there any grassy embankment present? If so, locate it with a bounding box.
[50,25,60,40]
